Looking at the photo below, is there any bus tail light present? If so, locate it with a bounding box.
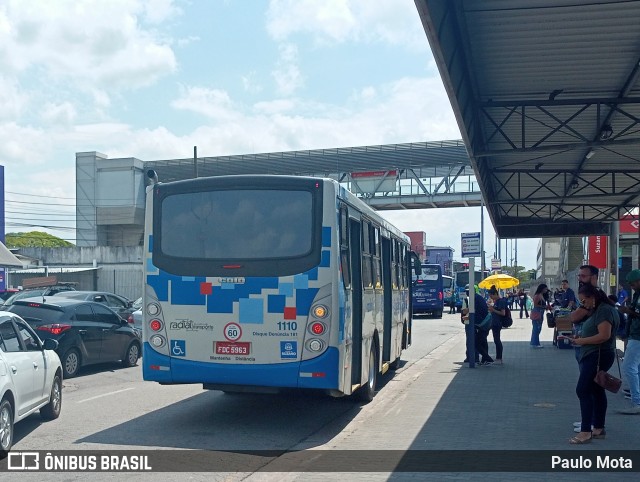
[37,324,72,335]
[150,319,163,331]
[147,303,161,316]
[312,304,328,318]
[309,322,326,335]
[307,339,325,352]
[438,291,443,300]
[150,335,166,348]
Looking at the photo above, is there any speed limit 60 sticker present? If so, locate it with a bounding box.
[223,322,243,341]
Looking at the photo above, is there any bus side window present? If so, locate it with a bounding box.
[373,226,382,288]
[362,221,373,288]
[393,239,400,290]
[400,245,407,289]
[339,206,351,288]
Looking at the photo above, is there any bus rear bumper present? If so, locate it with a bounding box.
[143,343,339,390]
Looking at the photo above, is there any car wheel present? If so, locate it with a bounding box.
[122,342,140,367]
[0,398,13,457]
[357,342,378,403]
[62,349,81,378]
[40,374,62,421]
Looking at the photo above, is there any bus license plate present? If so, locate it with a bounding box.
[215,342,251,355]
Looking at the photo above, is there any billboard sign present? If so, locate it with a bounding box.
[587,235,608,269]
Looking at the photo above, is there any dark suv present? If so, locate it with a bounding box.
[6,297,141,378]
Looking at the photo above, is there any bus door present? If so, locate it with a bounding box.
[349,218,363,386]
[381,236,392,362]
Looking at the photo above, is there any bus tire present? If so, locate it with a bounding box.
[358,342,378,403]
[435,310,443,318]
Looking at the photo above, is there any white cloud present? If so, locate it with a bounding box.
[141,0,182,24]
[171,85,239,121]
[0,0,178,89]
[0,122,54,166]
[0,75,27,121]
[41,102,77,125]
[271,43,304,96]
[266,0,425,49]
[253,99,296,114]
[241,71,263,94]
[167,75,459,153]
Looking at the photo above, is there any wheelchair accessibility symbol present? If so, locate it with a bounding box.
[171,340,186,357]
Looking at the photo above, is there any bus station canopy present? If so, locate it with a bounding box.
[415,0,640,238]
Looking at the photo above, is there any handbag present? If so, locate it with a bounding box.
[594,346,622,393]
[546,312,556,328]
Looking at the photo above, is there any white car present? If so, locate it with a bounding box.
[0,312,63,456]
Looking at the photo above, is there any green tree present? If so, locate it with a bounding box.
[5,231,74,248]
[500,265,532,285]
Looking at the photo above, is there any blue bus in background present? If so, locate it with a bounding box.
[412,264,444,318]
[452,269,489,311]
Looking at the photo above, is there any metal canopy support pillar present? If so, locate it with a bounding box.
[636,203,640,270]
[466,258,476,368]
[481,198,485,274]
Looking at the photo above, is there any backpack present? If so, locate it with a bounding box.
[502,305,513,328]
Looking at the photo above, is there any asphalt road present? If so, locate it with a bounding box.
[8,312,462,481]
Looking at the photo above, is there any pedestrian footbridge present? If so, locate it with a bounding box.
[146,140,482,210]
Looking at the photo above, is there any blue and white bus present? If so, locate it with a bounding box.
[411,264,444,318]
[452,269,489,311]
[141,173,420,402]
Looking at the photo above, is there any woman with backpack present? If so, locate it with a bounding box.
[488,285,507,364]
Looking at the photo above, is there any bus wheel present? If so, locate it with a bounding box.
[358,343,378,403]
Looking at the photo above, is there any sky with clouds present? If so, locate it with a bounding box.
[0,0,539,269]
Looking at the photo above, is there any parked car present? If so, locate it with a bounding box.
[0,289,19,302]
[0,312,62,455]
[53,291,135,320]
[128,308,142,336]
[7,298,141,379]
[1,284,77,309]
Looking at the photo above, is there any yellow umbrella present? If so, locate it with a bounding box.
[478,273,520,290]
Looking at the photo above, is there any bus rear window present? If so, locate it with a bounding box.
[159,189,314,260]
[419,267,440,281]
